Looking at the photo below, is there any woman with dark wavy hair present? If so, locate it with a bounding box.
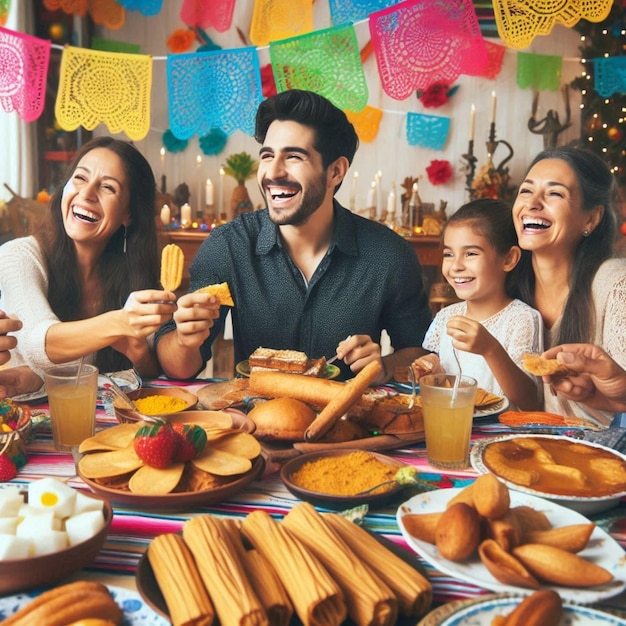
[0,136,176,379]
[513,146,625,428]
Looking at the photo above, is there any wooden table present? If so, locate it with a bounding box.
[6,382,626,622]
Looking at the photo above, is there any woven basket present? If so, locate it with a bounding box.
[0,406,32,446]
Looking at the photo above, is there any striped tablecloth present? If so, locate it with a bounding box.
[8,379,626,612]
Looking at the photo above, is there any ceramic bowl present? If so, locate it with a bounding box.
[280,449,409,510]
[0,491,112,595]
[471,434,626,515]
[113,387,197,423]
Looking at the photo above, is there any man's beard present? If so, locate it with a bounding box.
[265,172,327,227]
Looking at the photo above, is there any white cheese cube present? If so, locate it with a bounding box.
[65,510,105,546]
[0,533,30,559]
[30,530,69,556]
[28,478,76,518]
[16,511,61,536]
[0,517,18,534]
[72,491,104,516]
[0,488,25,517]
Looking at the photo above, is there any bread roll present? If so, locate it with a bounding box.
[248,398,316,442]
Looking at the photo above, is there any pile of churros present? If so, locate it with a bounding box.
[147,502,432,626]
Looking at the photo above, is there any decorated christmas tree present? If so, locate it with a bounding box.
[570,5,625,188]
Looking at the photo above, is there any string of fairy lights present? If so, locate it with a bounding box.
[578,25,626,177]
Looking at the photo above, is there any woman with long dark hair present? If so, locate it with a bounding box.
[0,136,176,378]
[513,146,626,427]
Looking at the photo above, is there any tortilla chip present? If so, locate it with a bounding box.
[78,423,140,453]
[78,448,143,479]
[129,463,185,495]
[211,431,261,459]
[191,449,252,476]
[474,388,503,408]
[195,282,234,306]
[521,353,571,377]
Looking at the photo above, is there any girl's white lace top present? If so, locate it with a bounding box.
[423,298,544,401]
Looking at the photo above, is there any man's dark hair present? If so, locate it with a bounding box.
[254,89,359,169]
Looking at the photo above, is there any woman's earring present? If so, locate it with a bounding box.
[583,229,590,237]
[123,225,127,253]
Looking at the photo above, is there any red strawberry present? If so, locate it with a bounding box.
[172,423,207,462]
[133,423,178,468]
[0,455,16,481]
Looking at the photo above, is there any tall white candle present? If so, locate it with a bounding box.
[366,181,376,209]
[160,147,165,177]
[160,204,170,226]
[205,178,214,206]
[181,202,192,224]
[469,104,476,141]
[490,91,497,125]
[375,170,382,218]
[387,185,395,216]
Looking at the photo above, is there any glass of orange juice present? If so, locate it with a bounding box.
[44,363,99,451]
[420,374,477,470]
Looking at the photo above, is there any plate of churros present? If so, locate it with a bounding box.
[136,505,432,625]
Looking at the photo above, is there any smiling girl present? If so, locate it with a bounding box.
[513,146,626,427]
[412,199,543,410]
[0,137,176,378]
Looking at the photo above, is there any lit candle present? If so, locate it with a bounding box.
[350,171,359,211]
[375,170,382,218]
[219,167,225,217]
[160,203,170,227]
[366,181,376,209]
[181,202,192,225]
[387,184,395,216]
[469,104,475,141]
[205,178,214,206]
[411,182,419,205]
[490,91,497,125]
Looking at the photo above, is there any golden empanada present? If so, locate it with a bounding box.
[521,353,571,377]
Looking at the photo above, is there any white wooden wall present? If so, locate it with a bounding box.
[96,1,583,215]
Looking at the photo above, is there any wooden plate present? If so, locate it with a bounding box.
[79,456,264,509]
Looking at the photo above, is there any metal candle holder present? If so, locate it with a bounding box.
[463,124,516,201]
[461,139,477,200]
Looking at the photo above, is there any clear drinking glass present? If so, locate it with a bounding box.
[420,373,477,470]
[44,363,98,451]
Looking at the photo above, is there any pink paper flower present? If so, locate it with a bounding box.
[426,160,453,185]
